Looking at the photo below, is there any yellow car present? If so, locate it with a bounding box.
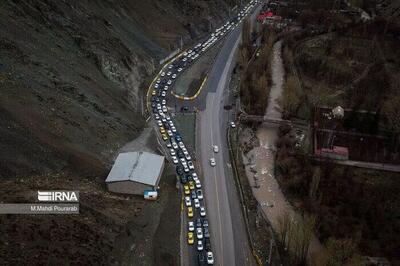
[184,185,190,195]
[189,181,195,190]
[161,134,168,141]
[187,232,194,245]
[159,127,165,134]
[152,90,156,96]
[187,206,193,218]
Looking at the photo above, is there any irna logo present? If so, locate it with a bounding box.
[37,191,79,202]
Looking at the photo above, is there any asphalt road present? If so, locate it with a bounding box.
[197,27,252,266]
[170,4,262,266]
[195,6,261,265]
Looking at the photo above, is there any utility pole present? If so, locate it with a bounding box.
[180,36,183,51]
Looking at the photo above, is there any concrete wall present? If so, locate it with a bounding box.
[107,181,153,195]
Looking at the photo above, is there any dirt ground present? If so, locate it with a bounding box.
[230,128,282,266]
[0,165,180,266]
[173,42,223,97]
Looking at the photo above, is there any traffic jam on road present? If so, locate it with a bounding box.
[149,1,259,265]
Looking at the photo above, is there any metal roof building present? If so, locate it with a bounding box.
[105,151,165,195]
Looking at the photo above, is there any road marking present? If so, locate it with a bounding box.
[209,94,224,266]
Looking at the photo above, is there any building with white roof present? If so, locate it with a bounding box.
[105,151,165,195]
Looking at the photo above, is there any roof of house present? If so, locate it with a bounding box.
[105,152,164,186]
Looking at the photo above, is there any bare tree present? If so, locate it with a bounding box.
[309,167,321,200]
[314,238,363,266]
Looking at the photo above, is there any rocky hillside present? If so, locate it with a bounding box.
[0,0,233,178]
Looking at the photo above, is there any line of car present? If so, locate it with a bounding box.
[150,1,259,265]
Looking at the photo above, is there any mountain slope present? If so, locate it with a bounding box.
[0,0,233,178]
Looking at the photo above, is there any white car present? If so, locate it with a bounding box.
[162,99,166,105]
[172,142,178,150]
[178,142,185,149]
[167,130,173,136]
[162,106,167,113]
[184,152,191,161]
[196,189,203,200]
[164,86,168,91]
[170,149,176,156]
[178,67,183,72]
[194,198,200,208]
[183,165,190,173]
[195,179,201,189]
[157,120,163,127]
[161,91,166,97]
[192,173,198,181]
[172,156,178,164]
[188,161,195,170]
[185,196,192,207]
[213,145,219,153]
[210,158,216,167]
[161,72,165,77]
[167,71,172,76]
[172,74,177,79]
[171,126,177,133]
[188,221,194,231]
[196,227,203,239]
[230,122,236,128]
[168,64,174,69]
[197,240,204,251]
[180,157,186,165]
[200,207,206,217]
[207,252,214,264]
[167,80,172,85]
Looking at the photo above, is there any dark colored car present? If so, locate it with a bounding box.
[191,190,197,199]
[175,133,182,142]
[196,218,202,228]
[180,175,188,184]
[177,150,184,159]
[198,252,206,266]
[176,166,184,176]
[151,102,156,108]
[204,238,211,251]
[202,219,208,227]
[187,174,193,182]
[204,227,210,238]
